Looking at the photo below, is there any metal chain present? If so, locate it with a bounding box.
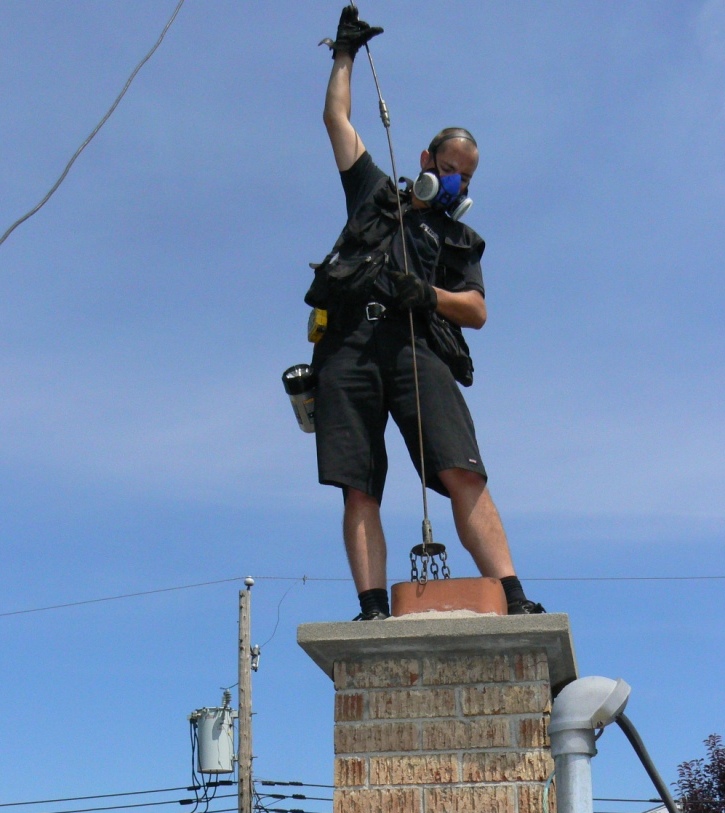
[440,548,451,580]
[420,553,429,585]
[409,543,450,583]
[409,550,420,583]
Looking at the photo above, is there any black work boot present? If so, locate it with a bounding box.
[352,610,390,621]
[353,588,390,620]
[507,599,546,615]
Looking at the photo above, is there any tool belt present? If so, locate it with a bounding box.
[328,299,408,330]
[326,300,473,386]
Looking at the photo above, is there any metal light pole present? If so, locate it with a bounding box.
[238,579,254,813]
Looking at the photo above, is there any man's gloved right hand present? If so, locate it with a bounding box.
[321,5,383,59]
[390,270,438,312]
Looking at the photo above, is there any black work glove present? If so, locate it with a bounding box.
[391,271,438,312]
[319,5,383,59]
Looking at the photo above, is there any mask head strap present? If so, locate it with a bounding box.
[428,128,478,157]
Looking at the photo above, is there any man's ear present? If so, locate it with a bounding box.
[420,149,431,170]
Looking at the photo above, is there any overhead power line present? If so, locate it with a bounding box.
[0,793,333,813]
[255,797,332,804]
[257,784,333,790]
[1,573,723,619]
[0,0,186,247]
[525,575,725,582]
[0,782,334,810]
[5,794,242,813]
[0,789,189,809]
[256,805,324,813]
[0,779,665,813]
[0,575,255,617]
[29,798,215,813]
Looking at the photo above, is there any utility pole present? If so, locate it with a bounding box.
[238,579,254,813]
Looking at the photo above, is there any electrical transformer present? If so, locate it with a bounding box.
[189,705,237,774]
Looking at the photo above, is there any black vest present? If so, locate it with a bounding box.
[304,178,484,386]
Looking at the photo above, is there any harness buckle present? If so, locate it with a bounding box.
[365,302,387,321]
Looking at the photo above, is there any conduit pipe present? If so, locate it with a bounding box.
[548,676,632,813]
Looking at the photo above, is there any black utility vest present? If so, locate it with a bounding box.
[304,178,484,387]
[305,177,485,312]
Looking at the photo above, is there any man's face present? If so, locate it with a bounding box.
[420,138,479,194]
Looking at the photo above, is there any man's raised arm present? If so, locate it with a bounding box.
[320,5,383,171]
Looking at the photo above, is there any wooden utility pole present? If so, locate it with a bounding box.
[238,583,253,813]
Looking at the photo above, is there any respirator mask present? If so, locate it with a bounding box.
[413,164,473,221]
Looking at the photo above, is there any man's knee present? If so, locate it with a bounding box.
[439,467,487,495]
[343,486,381,513]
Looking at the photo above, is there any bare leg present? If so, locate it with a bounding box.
[438,468,516,579]
[343,488,387,592]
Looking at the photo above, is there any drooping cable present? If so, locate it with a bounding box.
[258,579,303,649]
[350,2,435,552]
[0,0,186,248]
[188,721,201,813]
[615,713,679,813]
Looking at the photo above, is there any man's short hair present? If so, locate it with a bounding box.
[428,128,477,154]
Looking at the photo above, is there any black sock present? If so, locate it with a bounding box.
[500,576,526,605]
[358,588,390,616]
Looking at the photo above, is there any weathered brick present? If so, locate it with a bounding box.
[422,653,513,685]
[335,721,419,754]
[329,646,557,810]
[333,787,421,813]
[421,717,511,750]
[460,683,551,716]
[424,785,516,813]
[334,658,420,690]
[513,651,550,682]
[516,716,550,748]
[334,756,367,787]
[368,688,456,720]
[462,750,554,783]
[335,691,365,722]
[518,782,557,813]
[370,754,459,785]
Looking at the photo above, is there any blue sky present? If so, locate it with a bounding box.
[1,2,723,812]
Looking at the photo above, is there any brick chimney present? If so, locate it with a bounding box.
[298,613,576,813]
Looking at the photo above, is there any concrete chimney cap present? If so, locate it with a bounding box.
[548,676,631,733]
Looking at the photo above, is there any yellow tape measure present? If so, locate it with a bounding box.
[307,308,328,343]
